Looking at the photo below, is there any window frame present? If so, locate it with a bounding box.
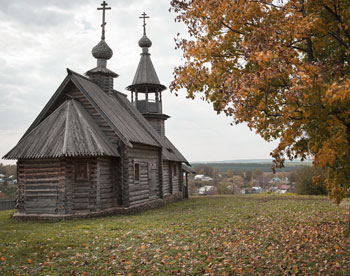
[134,162,140,182]
[75,162,89,182]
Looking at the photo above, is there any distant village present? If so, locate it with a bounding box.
[190,164,296,196]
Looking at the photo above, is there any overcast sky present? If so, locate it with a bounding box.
[0,0,278,164]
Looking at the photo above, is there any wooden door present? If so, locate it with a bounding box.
[149,162,157,198]
[72,162,90,212]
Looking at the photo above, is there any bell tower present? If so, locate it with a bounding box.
[126,12,169,137]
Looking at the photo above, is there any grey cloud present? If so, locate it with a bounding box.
[0,0,99,30]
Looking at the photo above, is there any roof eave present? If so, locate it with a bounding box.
[126,83,167,92]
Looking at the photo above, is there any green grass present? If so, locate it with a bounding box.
[1,195,349,275]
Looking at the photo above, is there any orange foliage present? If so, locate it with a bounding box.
[170,0,350,204]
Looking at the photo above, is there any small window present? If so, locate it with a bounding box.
[134,163,140,181]
[75,163,88,181]
[173,164,177,177]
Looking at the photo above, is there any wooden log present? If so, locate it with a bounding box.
[25,194,57,198]
[24,200,57,208]
[25,207,57,214]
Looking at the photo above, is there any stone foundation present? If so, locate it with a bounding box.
[12,192,183,221]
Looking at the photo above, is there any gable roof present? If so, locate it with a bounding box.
[5,69,188,164]
[4,100,119,160]
[70,72,160,148]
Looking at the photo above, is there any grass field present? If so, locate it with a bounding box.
[0,195,349,275]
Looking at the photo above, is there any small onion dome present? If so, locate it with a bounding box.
[138,35,152,48]
[92,40,113,60]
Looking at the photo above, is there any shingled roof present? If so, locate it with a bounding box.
[126,54,166,92]
[130,53,165,87]
[5,69,188,164]
[4,99,119,160]
[71,72,160,148]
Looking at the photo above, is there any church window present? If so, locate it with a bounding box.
[134,163,140,181]
[75,163,88,181]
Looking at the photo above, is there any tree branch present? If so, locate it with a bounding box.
[323,4,350,44]
[328,31,349,48]
[221,21,243,35]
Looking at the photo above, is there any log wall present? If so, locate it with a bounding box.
[64,158,97,213]
[18,159,61,214]
[97,157,118,209]
[128,144,161,206]
[162,161,171,196]
[145,117,165,137]
[172,162,180,194]
[18,157,121,215]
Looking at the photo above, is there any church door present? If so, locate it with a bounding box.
[149,162,157,199]
[72,162,90,212]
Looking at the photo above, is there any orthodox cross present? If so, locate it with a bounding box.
[139,12,150,36]
[98,1,111,40]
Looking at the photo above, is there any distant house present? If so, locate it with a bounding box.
[268,186,279,193]
[198,185,216,195]
[269,177,281,184]
[241,188,254,194]
[241,187,263,194]
[252,186,264,193]
[194,175,213,182]
[279,185,291,193]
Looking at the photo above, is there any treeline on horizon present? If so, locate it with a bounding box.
[191,162,309,173]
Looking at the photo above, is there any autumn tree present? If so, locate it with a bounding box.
[194,164,215,177]
[294,166,328,195]
[218,175,244,194]
[244,171,253,183]
[170,0,350,204]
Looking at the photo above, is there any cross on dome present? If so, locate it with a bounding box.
[98,1,111,40]
[139,12,150,36]
[138,12,152,49]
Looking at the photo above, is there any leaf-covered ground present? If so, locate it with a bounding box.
[1,195,350,275]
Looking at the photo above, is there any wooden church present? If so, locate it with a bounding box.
[4,2,192,220]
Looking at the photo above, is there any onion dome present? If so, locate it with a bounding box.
[92,39,113,60]
[138,35,152,48]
